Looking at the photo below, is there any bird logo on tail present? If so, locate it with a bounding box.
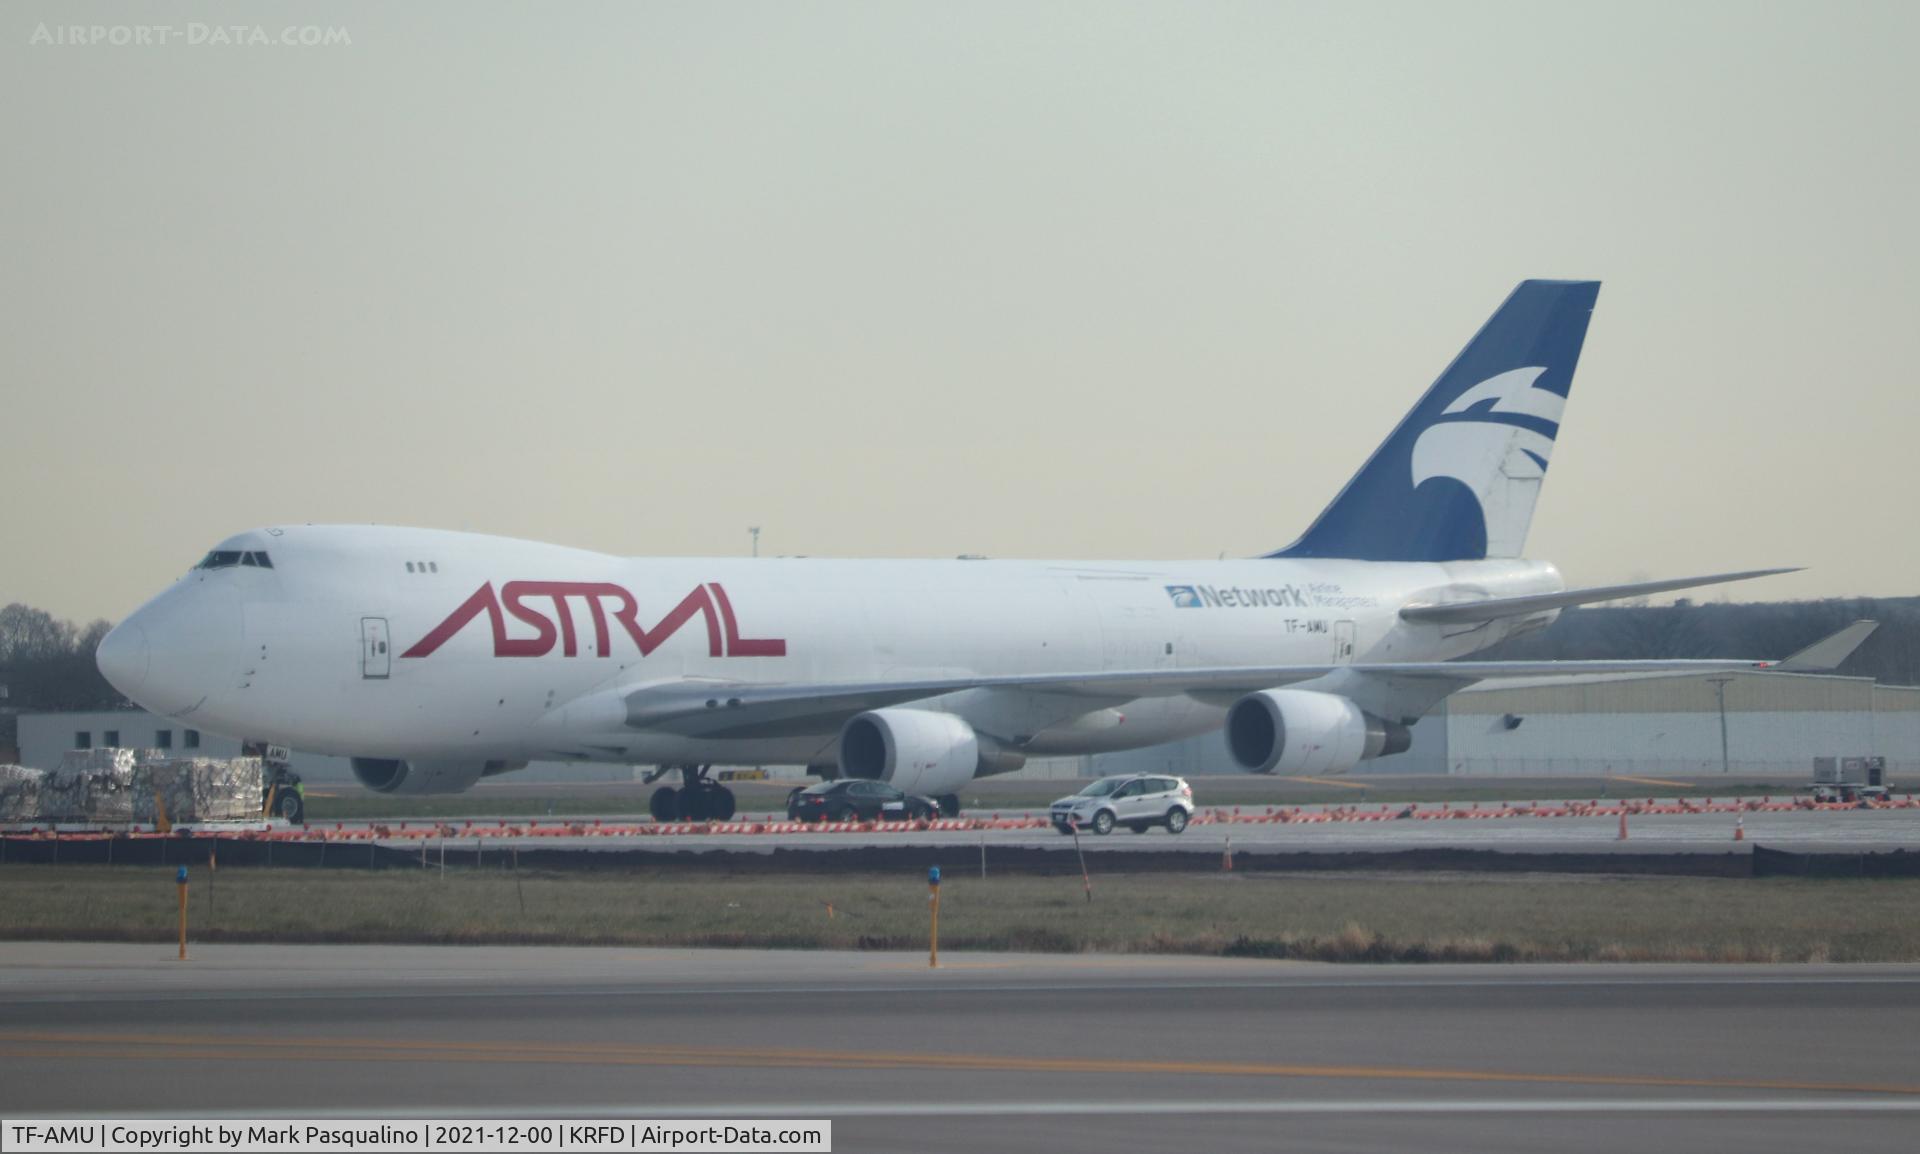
[1410,366,1564,558]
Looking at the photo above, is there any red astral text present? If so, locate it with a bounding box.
[400,581,787,659]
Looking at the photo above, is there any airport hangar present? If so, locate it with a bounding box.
[16,667,1915,784]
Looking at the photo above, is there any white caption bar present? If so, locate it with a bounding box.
[0,1120,831,1153]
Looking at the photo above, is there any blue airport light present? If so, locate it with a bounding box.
[175,866,188,884]
[927,865,940,886]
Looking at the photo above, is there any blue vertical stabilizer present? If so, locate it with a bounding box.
[1270,280,1599,562]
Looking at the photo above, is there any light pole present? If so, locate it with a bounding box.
[1707,676,1733,774]
[749,526,760,558]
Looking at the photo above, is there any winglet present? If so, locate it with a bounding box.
[1768,620,1879,673]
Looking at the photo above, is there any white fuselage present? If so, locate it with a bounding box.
[101,525,1563,769]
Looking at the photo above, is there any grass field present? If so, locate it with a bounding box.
[3,864,1915,963]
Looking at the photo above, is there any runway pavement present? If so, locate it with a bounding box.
[3,944,1918,1152]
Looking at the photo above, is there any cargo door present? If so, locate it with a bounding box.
[361,617,391,680]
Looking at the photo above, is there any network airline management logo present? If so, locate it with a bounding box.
[1166,583,1312,609]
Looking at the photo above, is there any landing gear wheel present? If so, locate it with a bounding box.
[276,790,305,825]
[1165,808,1189,834]
[1092,809,1115,836]
[1128,822,1149,834]
[1054,823,1076,836]
[937,794,961,818]
[657,765,731,823]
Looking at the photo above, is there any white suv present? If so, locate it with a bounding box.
[1050,774,1194,836]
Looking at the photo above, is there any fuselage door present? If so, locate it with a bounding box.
[361,617,391,680]
[1334,620,1356,664]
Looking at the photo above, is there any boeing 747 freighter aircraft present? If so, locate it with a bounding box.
[97,281,1828,820]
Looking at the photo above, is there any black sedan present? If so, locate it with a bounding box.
[787,779,940,823]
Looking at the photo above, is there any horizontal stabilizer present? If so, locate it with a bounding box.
[1769,620,1878,673]
[1398,568,1798,626]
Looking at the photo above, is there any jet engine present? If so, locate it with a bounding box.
[349,757,525,795]
[1223,689,1410,775]
[838,708,986,798]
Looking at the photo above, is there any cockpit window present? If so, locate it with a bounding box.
[198,550,272,570]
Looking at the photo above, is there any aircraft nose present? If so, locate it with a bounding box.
[100,588,242,717]
[95,620,150,699]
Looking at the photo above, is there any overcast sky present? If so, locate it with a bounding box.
[3,1,1916,623]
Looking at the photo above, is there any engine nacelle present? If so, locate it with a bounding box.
[349,757,524,795]
[1224,689,1410,775]
[838,708,982,797]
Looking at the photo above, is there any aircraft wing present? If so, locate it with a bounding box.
[601,657,1773,739]
[571,615,1876,742]
[1398,568,1797,625]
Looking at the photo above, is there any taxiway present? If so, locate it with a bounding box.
[2,945,1917,1153]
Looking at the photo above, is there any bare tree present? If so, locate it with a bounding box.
[0,604,76,665]
[0,604,122,714]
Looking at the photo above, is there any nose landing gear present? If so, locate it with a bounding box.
[248,742,305,825]
[645,765,736,823]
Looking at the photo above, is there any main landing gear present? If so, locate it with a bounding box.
[646,765,736,822]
